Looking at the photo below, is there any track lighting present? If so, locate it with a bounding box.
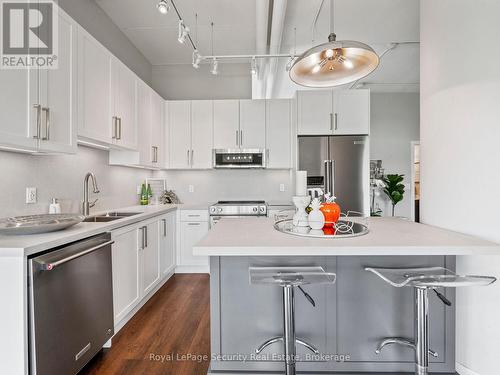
[157,0,170,14]
[192,50,201,69]
[250,57,258,75]
[177,20,190,44]
[210,58,218,75]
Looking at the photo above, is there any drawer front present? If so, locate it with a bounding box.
[180,210,209,222]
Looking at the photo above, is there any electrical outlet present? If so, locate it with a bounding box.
[26,187,37,204]
[279,184,285,192]
[188,185,194,193]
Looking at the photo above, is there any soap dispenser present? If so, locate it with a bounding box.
[49,198,61,214]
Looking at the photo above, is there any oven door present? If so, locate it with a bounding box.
[213,149,266,169]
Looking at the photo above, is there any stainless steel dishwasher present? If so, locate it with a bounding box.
[28,233,114,375]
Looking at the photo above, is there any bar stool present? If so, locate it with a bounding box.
[365,266,496,375]
[249,266,336,375]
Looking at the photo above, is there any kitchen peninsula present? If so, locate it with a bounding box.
[194,217,500,374]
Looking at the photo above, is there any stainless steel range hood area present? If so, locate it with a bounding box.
[212,149,267,169]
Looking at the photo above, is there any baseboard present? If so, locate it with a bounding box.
[175,265,210,274]
[456,362,480,375]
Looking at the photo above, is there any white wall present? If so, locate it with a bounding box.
[0,147,151,217]
[58,0,152,84]
[421,1,500,374]
[370,93,420,218]
[152,63,252,100]
[155,169,293,205]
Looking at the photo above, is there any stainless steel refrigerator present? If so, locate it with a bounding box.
[298,135,370,215]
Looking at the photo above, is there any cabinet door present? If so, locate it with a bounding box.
[266,99,292,169]
[297,90,333,135]
[112,60,137,149]
[213,100,239,149]
[151,91,164,167]
[169,101,191,169]
[159,212,176,278]
[111,225,140,325]
[77,28,113,144]
[162,101,170,168]
[38,10,77,153]
[333,89,370,135]
[239,100,266,149]
[180,221,209,266]
[140,222,160,297]
[136,81,152,167]
[191,100,213,169]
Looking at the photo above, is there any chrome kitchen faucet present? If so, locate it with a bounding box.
[82,172,100,216]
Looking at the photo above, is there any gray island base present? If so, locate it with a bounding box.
[193,217,500,374]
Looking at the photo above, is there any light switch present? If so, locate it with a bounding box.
[188,185,194,193]
[280,184,285,192]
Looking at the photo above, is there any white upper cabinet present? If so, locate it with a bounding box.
[213,100,239,149]
[333,89,370,135]
[136,81,153,167]
[297,89,370,136]
[111,59,137,149]
[266,99,292,169]
[151,91,164,167]
[0,8,76,153]
[297,90,333,135]
[37,10,78,154]
[77,27,113,145]
[239,100,266,149]
[169,101,191,169]
[191,101,214,169]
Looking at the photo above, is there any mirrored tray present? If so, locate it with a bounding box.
[274,219,369,239]
[0,214,85,235]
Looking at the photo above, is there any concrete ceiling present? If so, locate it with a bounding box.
[95,0,420,97]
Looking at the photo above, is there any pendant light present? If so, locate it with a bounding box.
[289,0,379,87]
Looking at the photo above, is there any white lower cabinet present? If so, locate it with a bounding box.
[111,212,176,330]
[177,210,209,272]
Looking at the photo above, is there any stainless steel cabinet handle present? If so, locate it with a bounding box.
[112,117,117,139]
[188,222,201,226]
[152,146,157,163]
[329,113,333,131]
[187,149,190,166]
[162,219,167,237]
[240,130,243,146]
[117,117,122,140]
[190,149,194,166]
[144,226,148,248]
[41,107,50,140]
[266,149,270,166]
[33,104,42,139]
[236,130,239,146]
[36,240,114,271]
[334,113,338,130]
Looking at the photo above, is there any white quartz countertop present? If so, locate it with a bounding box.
[0,204,180,257]
[193,217,500,256]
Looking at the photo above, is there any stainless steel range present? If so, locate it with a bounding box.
[209,200,268,227]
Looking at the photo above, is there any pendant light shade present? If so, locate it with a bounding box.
[289,33,379,88]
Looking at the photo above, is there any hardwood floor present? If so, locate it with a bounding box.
[80,274,211,375]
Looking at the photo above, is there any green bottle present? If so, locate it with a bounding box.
[140,183,148,205]
[146,184,152,203]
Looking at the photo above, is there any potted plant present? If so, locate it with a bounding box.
[382,174,405,217]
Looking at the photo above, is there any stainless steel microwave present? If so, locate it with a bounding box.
[213,149,267,169]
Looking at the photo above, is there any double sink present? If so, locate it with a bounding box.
[83,212,141,222]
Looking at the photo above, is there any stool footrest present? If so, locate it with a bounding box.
[255,336,320,355]
[375,337,438,358]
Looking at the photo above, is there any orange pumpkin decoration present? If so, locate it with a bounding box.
[320,202,341,227]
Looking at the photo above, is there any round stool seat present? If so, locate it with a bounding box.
[365,266,496,288]
[249,266,337,287]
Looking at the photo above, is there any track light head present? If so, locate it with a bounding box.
[210,58,219,75]
[177,20,190,44]
[157,0,170,14]
[192,50,201,69]
[250,57,258,75]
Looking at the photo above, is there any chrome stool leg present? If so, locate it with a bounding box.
[415,287,430,375]
[283,285,296,375]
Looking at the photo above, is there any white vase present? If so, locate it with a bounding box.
[308,198,325,229]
